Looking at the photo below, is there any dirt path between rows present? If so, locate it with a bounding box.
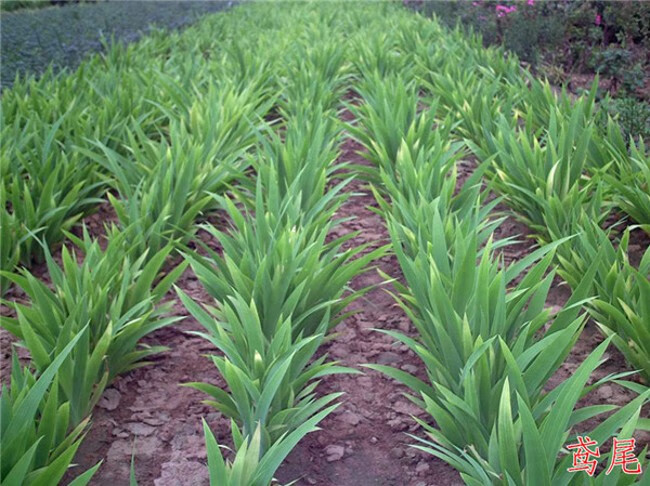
[274,126,462,486]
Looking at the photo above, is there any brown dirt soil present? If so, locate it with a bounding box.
[1,108,649,486]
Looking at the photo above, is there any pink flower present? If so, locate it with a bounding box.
[527,0,534,5]
[496,4,517,15]
[595,13,602,25]
[472,1,479,5]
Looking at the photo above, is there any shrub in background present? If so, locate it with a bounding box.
[417,0,649,130]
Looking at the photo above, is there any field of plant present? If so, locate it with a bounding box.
[0,1,649,485]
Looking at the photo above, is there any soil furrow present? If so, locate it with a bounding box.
[275,115,462,485]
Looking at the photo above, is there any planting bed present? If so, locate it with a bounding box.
[1,2,649,485]
[0,0,231,88]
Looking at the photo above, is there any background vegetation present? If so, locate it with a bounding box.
[414,0,650,139]
[0,0,230,88]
